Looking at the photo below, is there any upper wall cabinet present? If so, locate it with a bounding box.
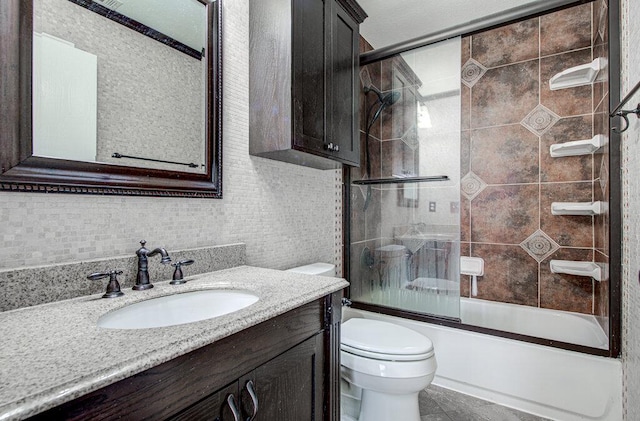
[249,0,366,170]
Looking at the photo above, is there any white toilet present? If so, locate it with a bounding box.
[287,263,437,421]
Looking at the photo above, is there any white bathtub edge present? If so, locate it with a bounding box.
[432,370,622,421]
[344,308,622,421]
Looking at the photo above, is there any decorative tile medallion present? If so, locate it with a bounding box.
[354,184,368,201]
[397,225,428,255]
[461,172,487,200]
[401,124,419,150]
[461,58,488,88]
[600,153,609,196]
[598,0,607,43]
[521,104,561,136]
[520,229,560,262]
[360,67,372,89]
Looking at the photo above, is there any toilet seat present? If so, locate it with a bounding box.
[341,343,434,361]
[341,318,434,361]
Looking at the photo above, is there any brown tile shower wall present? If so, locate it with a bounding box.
[353,2,609,326]
[460,1,610,319]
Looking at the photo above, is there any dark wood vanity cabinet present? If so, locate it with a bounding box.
[28,293,342,421]
[170,334,323,421]
[249,0,366,170]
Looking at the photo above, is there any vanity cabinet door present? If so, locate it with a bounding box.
[170,333,325,421]
[168,382,239,421]
[240,333,325,420]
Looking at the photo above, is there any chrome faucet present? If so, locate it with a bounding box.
[134,240,171,290]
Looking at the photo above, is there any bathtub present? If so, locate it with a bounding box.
[343,300,622,421]
[460,297,609,350]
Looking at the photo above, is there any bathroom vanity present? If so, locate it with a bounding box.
[0,266,347,420]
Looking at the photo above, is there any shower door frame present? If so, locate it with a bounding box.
[344,0,622,359]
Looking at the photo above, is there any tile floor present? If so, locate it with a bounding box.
[419,385,550,421]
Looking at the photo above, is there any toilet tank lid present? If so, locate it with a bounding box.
[286,262,335,276]
[341,318,433,356]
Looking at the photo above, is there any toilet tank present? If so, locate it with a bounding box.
[286,263,335,277]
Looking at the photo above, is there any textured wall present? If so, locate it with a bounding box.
[0,0,341,275]
[621,0,640,417]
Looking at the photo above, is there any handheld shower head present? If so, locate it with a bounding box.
[364,85,400,107]
[363,85,383,101]
[382,90,401,107]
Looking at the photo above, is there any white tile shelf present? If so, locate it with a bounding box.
[551,201,607,216]
[549,57,607,90]
[550,134,607,158]
[550,260,604,282]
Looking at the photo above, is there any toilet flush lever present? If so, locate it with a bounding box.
[342,298,352,307]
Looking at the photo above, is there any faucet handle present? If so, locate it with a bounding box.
[88,270,125,298]
[136,240,148,256]
[170,259,194,285]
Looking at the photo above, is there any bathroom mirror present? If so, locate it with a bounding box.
[0,0,223,198]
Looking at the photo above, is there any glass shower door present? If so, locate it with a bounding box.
[349,37,461,320]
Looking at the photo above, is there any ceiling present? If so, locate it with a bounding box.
[358,0,549,50]
[357,0,553,97]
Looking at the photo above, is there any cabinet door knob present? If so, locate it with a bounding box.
[324,142,341,152]
[244,380,259,421]
[226,394,241,421]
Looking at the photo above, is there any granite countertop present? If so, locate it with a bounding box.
[0,265,348,421]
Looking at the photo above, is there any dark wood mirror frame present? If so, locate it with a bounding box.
[0,0,223,198]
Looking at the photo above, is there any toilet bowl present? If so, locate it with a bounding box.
[287,263,437,421]
[341,318,436,421]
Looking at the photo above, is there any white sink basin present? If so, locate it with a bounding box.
[97,289,259,329]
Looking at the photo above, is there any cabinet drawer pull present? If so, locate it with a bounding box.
[226,394,241,421]
[244,380,259,421]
